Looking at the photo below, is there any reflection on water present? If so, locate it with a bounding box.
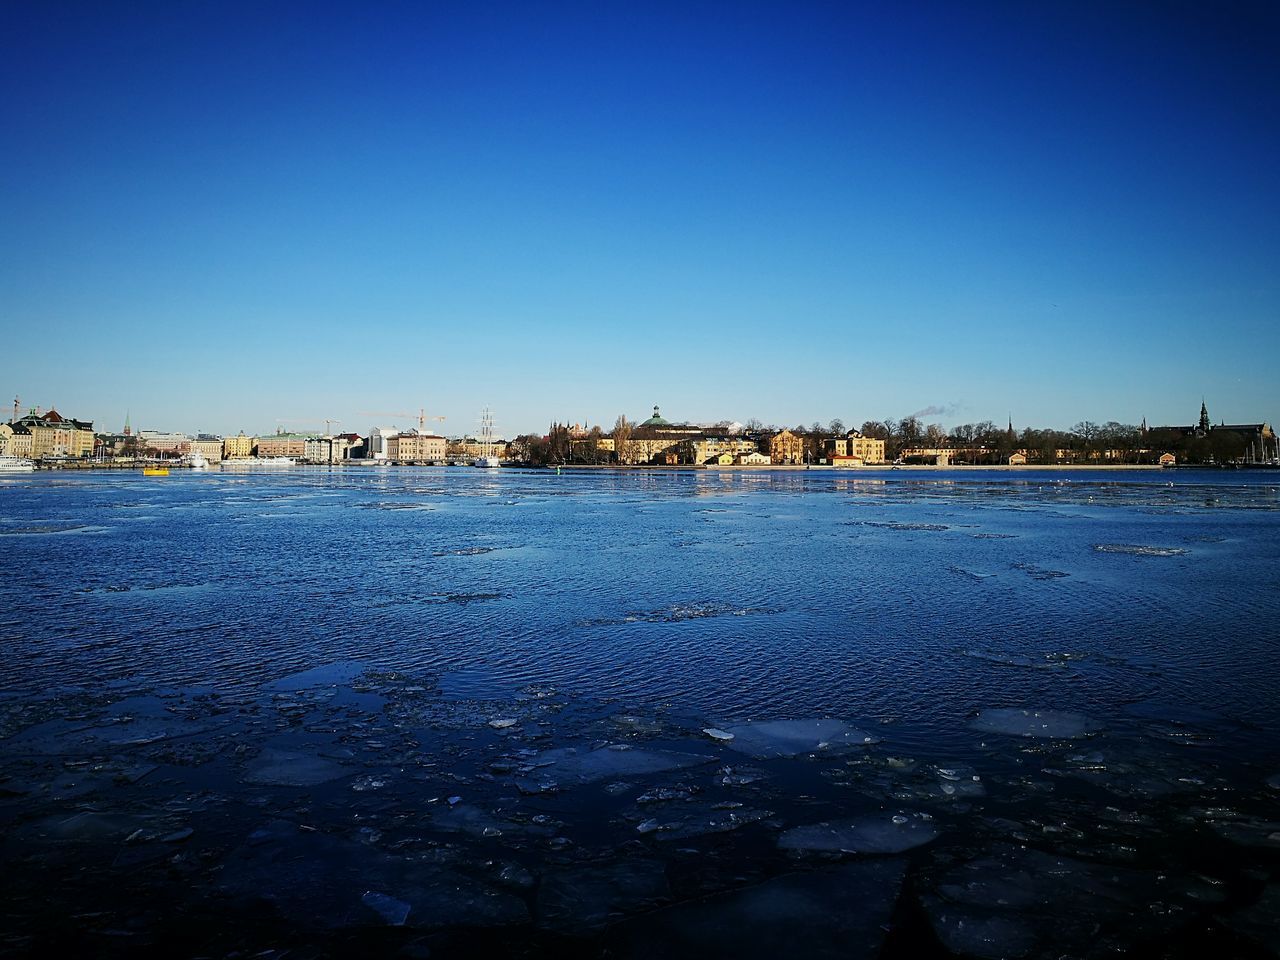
[0,468,1278,958]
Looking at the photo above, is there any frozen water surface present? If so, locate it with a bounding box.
[779,812,940,854]
[970,708,1097,739]
[721,718,880,757]
[1,467,1278,957]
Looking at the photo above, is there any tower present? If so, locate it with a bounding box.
[1199,400,1210,433]
[123,411,131,436]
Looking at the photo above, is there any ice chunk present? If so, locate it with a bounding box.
[489,718,518,729]
[612,859,906,959]
[779,812,938,854]
[362,890,411,925]
[536,860,670,935]
[243,748,350,786]
[921,895,1038,959]
[721,719,879,758]
[266,661,369,691]
[530,744,714,785]
[970,708,1096,739]
[1093,544,1188,557]
[702,727,735,741]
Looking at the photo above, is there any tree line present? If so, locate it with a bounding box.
[505,416,1256,466]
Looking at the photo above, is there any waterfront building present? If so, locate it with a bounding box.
[6,425,33,458]
[137,430,191,455]
[223,432,255,460]
[1008,451,1028,465]
[736,451,771,465]
[769,429,804,464]
[677,434,761,465]
[386,430,447,462]
[12,409,95,458]
[826,431,886,464]
[256,433,308,458]
[615,405,702,464]
[190,435,224,463]
[367,426,400,460]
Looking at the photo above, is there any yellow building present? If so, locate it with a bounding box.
[13,409,94,459]
[7,426,33,458]
[679,435,761,465]
[769,429,804,464]
[827,432,886,464]
[223,433,256,459]
[387,431,447,462]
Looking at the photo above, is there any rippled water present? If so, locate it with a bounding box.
[1,467,1278,958]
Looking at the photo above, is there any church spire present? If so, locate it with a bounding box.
[123,410,132,436]
[1199,400,1210,433]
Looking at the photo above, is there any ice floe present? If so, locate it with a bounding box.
[971,708,1097,739]
[778,812,938,854]
[721,719,879,758]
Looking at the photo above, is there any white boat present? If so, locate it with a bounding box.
[473,409,501,468]
[187,451,209,470]
[0,455,36,472]
[256,456,296,466]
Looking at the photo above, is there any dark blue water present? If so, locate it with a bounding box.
[1,467,1278,958]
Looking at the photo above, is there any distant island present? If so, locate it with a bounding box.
[1,400,1274,469]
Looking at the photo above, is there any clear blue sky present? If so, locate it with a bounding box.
[3,1,1277,437]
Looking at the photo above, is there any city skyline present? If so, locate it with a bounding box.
[3,3,1277,436]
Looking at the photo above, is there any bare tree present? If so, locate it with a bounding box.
[613,415,633,465]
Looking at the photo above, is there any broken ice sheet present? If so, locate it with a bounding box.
[720,719,879,758]
[526,743,714,786]
[536,860,669,935]
[611,859,906,960]
[922,845,1174,957]
[778,812,939,854]
[222,821,528,930]
[971,708,1097,739]
[242,748,350,786]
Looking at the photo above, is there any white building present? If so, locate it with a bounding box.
[367,426,400,460]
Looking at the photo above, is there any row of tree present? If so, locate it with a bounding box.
[505,417,1258,466]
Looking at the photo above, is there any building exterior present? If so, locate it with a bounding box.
[386,431,447,462]
[12,409,95,458]
[190,435,224,462]
[6,425,33,458]
[136,430,191,455]
[677,435,761,465]
[826,431,886,464]
[769,429,805,464]
[1008,451,1028,465]
[223,432,255,459]
[256,433,308,458]
[737,451,771,465]
[368,426,400,460]
[830,455,864,467]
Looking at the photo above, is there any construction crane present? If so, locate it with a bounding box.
[358,408,446,431]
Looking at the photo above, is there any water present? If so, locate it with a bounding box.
[1,467,1278,958]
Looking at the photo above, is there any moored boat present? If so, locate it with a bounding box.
[0,455,36,472]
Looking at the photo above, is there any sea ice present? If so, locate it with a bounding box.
[362,890,412,925]
[528,744,714,785]
[970,708,1096,739]
[778,812,938,854]
[242,748,350,786]
[536,860,670,935]
[1092,544,1188,557]
[721,719,879,758]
